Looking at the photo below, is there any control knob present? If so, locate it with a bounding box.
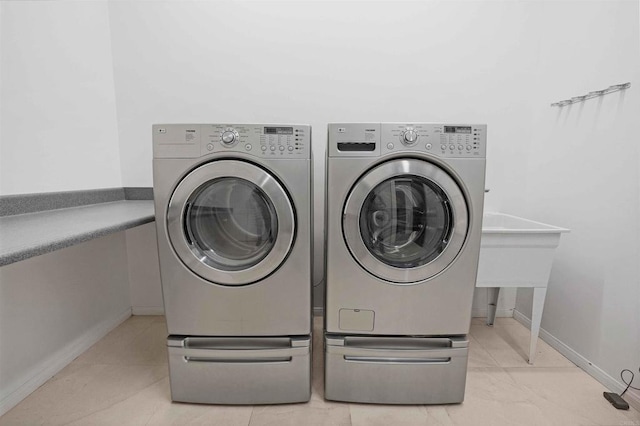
[221,128,239,146]
[400,128,418,145]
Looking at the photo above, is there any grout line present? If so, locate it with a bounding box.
[468,330,502,367]
[247,404,256,426]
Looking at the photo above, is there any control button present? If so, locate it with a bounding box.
[458,145,463,150]
[288,146,294,151]
[245,144,252,151]
[261,145,267,151]
[279,145,285,151]
[466,145,472,151]
[426,143,432,150]
[449,145,455,150]
[207,143,214,151]
[387,143,395,150]
[440,144,446,150]
[270,145,276,151]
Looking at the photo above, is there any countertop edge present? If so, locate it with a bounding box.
[0,201,155,267]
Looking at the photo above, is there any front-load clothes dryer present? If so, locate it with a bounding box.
[324,123,486,404]
[153,124,312,405]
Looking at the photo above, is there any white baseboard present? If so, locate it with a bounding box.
[471,307,514,318]
[131,306,165,315]
[0,307,132,417]
[513,309,640,412]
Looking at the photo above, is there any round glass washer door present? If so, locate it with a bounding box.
[167,160,295,286]
[343,159,469,284]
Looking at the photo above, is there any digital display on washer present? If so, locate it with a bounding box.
[444,126,472,134]
[264,127,293,135]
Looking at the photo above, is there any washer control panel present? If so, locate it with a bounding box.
[382,123,486,158]
[153,123,310,159]
[329,123,486,158]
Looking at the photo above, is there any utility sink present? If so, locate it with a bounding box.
[477,212,569,363]
[482,212,570,234]
[478,213,569,288]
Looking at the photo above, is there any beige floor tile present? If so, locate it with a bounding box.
[506,367,640,426]
[471,317,515,326]
[445,368,552,425]
[349,404,429,426]
[469,321,576,368]
[467,334,500,368]
[312,353,325,401]
[73,315,168,366]
[0,363,168,426]
[424,406,456,425]
[4,315,640,426]
[150,403,253,426]
[62,377,253,426]
[249,402,351,426]
[483,317,521,327]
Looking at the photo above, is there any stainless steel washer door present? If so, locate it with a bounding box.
[343,159,468,284]
[167,160,295,286]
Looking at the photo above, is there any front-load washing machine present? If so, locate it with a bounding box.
[153,123,312,405]
[324,123,486,404]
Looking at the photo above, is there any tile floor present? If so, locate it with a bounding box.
[1,316,639,425]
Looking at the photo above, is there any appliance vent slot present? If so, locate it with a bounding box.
[338,142,376,152]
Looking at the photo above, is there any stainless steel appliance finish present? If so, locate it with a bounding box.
[153,123,312,404]
[325,336,469,404]
[324,122,486,404]
[167,336,311,405]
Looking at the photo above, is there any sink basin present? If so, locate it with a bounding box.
[478,213,569,287]
[482,212,570,234]
[476,212,569,364]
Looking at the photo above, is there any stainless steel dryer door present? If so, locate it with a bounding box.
[343,159,468,284]
[167,160,295,286]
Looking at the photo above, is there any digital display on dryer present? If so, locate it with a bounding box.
[444,126,472,134]
[264,127,293,135]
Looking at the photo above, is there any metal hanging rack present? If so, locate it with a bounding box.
[550,82,631,107]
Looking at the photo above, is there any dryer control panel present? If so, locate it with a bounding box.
[153,123,310,159]
[328,123,486,159]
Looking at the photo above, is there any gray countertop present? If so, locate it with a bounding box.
[0,200,155,267]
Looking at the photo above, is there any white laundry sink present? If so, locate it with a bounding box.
[478,212,570,287]
[476,212,569,364]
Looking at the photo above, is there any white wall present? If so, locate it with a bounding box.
[0,2,134,415]
[0,233,132,416]
[125,223,163,315]
[512,1,640,405]
[108,1,540,303]
[0,0,122,195]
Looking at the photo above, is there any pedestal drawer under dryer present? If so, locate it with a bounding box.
[168,336,311,405]
[324,335,469,404]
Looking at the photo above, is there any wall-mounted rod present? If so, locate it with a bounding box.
[550,82,630,107]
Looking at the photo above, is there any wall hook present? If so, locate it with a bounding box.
[551,82,630,107]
